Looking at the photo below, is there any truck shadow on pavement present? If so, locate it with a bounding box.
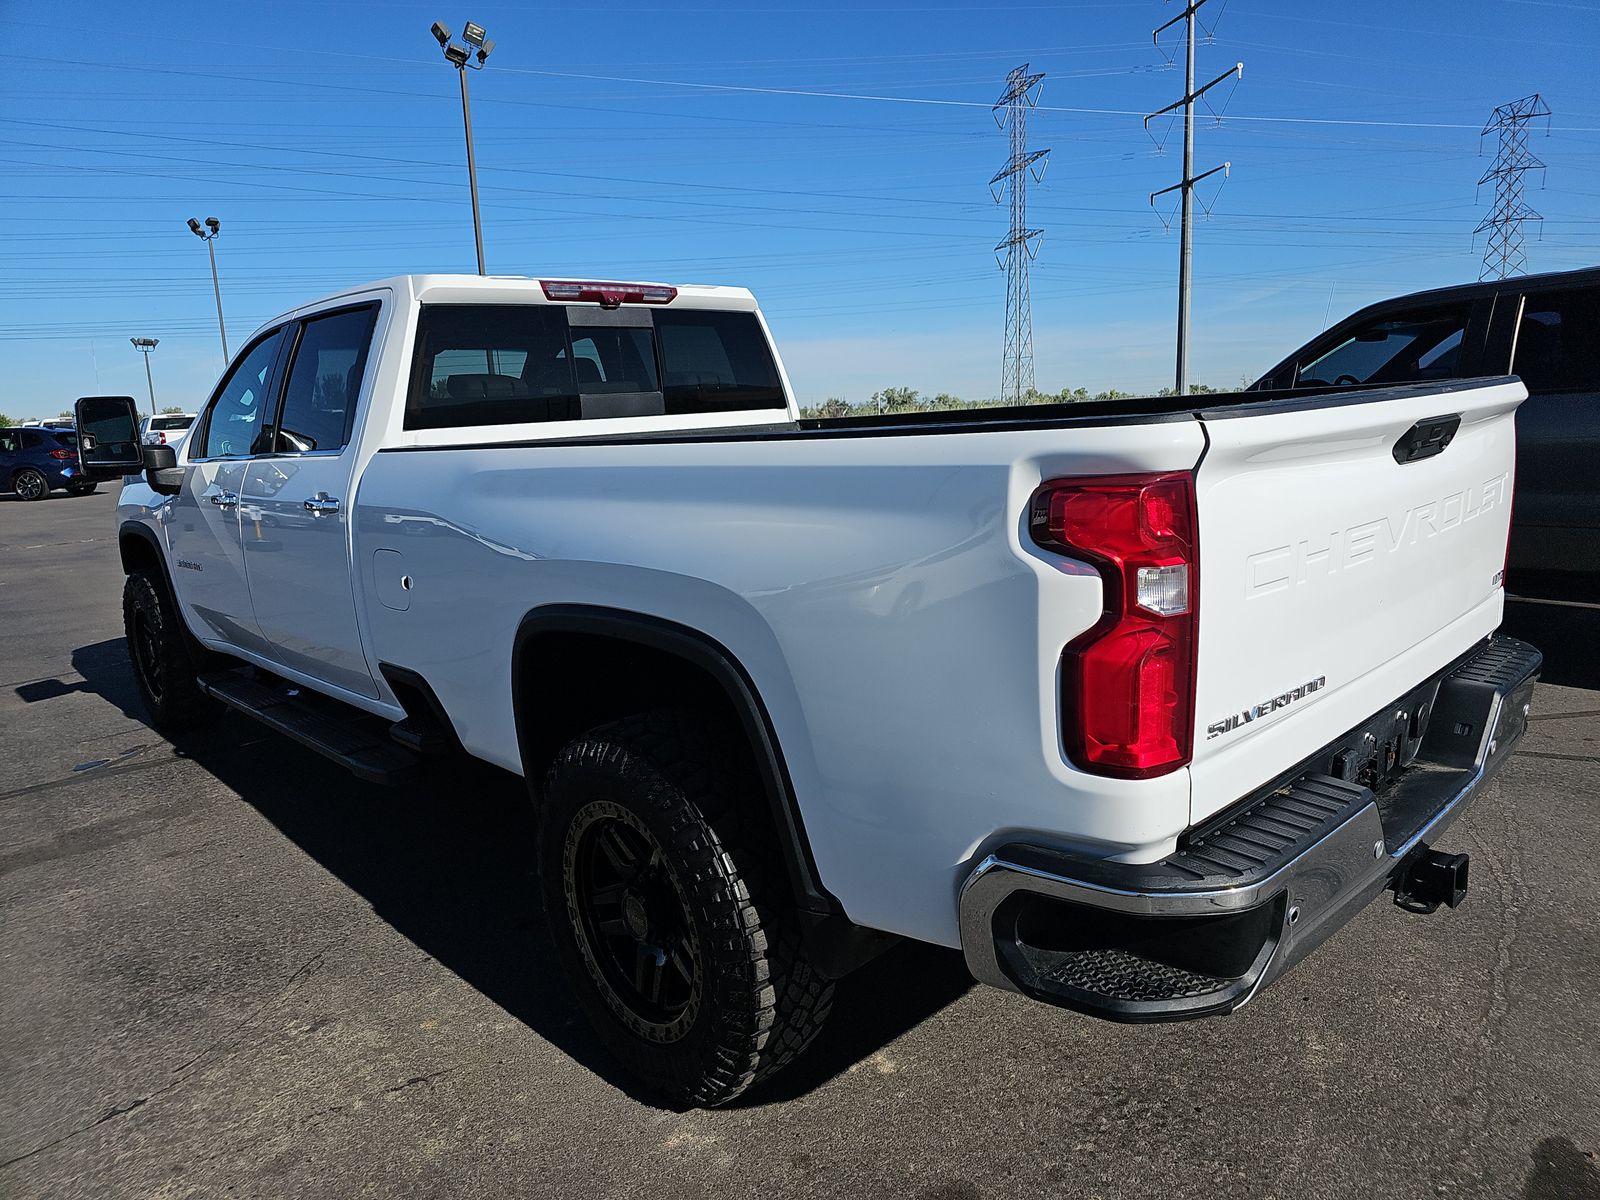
[60,638,976,1109]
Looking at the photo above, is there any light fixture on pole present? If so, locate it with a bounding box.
[130,337,159,425]
[186,216,230,363]
[431,19,495,275]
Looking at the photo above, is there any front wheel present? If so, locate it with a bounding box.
[539,711,833,1106]
[12,468,49,501]
[123,569,221,732]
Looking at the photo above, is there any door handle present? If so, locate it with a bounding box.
[209,491,239,509]
[303,492,342,516]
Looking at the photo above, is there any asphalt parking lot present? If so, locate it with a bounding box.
[3,487,1598,1200]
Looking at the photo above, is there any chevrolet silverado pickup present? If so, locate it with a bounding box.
[74,274,1542,1106]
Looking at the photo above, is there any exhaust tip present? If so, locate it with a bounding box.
[1394,846,1470,914]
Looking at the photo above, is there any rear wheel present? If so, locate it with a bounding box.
[123,569,221,731]
[66,481,97,496]
[12,468,49,501]
[539,710,833,1106]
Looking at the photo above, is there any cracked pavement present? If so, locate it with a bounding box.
[3,488,1598,1199]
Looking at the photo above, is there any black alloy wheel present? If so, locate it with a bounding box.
[539,710,834,1106]
[129,603,165,704]
[121,569,222,731]
[565,802,702,1042]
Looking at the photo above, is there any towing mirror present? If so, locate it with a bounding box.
[73,396,144,479]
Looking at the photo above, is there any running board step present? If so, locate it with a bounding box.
[197,670,422,785]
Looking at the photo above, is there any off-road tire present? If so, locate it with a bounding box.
[539,709,834,1106]
[123,569,222,732]
[12,467,49,501]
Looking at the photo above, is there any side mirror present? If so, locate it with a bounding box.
[142,442,184,496]
[73,396,144,480]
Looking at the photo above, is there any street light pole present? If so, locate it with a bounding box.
[459,64,486,276]
[431,21,496,275]
[187,216,229,362]
[130,337,159,425]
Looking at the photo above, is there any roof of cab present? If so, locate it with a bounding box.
[288,274,760,317]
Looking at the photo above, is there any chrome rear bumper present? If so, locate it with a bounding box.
[958,635,1543,1022]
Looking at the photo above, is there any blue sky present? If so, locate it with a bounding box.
[2,0,1597,420]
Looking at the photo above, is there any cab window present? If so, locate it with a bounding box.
[1296,306,1472,388]
[270,305,379,454]
[195,329,286,458]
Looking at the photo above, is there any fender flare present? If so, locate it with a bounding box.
[512,604,840,919]
[118,520,213,662]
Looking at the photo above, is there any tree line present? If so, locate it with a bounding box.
[800,382,1235,419]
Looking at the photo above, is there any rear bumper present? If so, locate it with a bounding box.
[958,635,1542,1022]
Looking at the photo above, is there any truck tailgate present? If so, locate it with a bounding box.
[1187,378,1525,824]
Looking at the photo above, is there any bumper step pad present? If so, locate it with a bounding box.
[1040,948,1233,1004]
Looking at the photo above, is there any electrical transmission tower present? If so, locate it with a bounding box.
[1146,0,1241,396]
[991,65,1048,406]
[1475,94,1551,281]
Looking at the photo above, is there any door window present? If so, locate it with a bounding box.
[0,431,18,454]
[1296,306,1472,388]
[1514,289,1600,394]
[271,305,379,454]
[195,329,286,458]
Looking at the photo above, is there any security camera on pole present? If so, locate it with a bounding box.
[430,20,496,276]
[186,216,229,363]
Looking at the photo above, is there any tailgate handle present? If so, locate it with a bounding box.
[1393,414,1461,464]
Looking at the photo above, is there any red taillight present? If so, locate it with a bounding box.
[48,448,75,460]
[540,280,677,308]
[1030,472,1199,778]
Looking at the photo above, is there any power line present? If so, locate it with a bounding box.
[1474,93,1552,280]
[991,64,1048,406]
[1146,0,1242,396]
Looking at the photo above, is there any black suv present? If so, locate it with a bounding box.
[1254,267,1600,600]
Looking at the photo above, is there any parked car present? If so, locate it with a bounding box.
[80,274,1539,1106]
[1253,266,1600,599]
[1,425,97,500]
[140,413,196,448]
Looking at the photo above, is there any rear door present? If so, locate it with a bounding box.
[1187,379,1524,823]
[167,327,288,658]
[240,301,382,698]
[1505,285,1600,581]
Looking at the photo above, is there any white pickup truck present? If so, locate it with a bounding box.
[75,274,1541,1106]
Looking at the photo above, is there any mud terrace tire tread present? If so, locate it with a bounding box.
[540,709,833,1107]
[123,569,222,732]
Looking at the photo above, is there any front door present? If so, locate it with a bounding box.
[240,302,382,698]
[166,327,287,659]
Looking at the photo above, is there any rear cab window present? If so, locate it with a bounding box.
[405,301,787,431]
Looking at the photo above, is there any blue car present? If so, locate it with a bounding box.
[1,426,98,501]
